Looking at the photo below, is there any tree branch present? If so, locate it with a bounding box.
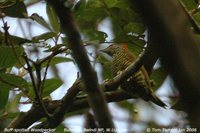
[34,78,82,129]
[131,0,200,128]
[23,53,52,120]
[46,0,114,129]
[6,87,131,129]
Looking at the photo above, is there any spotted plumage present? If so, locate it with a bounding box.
[101,44,166,108]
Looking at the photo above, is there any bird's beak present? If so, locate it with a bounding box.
[100,47,109,54]
[100,46,113,57]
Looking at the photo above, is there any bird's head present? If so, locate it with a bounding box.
[100,44,126,56]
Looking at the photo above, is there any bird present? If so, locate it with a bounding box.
[101,44,167,108]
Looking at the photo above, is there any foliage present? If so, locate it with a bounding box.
[0,0,199,132]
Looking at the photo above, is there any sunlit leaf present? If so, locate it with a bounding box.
[30,13,52,31]
[181,0,196,10]
[32,32,57,42]
[42,78,63,97]
[124,22,145,35]
[84,30,108,42]
[28,78,63,98]
[46,3,60,33]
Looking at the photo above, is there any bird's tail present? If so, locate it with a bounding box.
[148,93,167,108]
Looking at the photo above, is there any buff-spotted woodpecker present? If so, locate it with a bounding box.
[101,44,166,108]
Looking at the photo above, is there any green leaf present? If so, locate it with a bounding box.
[2,112,20,119]
[0,73,29,89]
[128,42,144,56]
[104,0,118,8]
[43,78,63,97]
[6,93,22,112]
[78,7,106,21]
[0,46,24,68]
[0,32,31,45]
[2,0,28,18]
[30,13,52,31]
[31,57,73,72]
[46,3,60,33]
[117,101,137,115]
[42,57,73,67]
[193,12,200,26]
[28,78,63,98]
[32,32,57,42]
[86,0,104,8]
[111,1,129,9]
[0,85,9,110]
[150,67,167,91]
[124,22,145,35]
[85,30,108,42]
[73,0,86,12]
[104,0,129,9]
[181,0,197,10]
[55,124,70,133]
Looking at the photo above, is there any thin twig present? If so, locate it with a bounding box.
[40,47,68,64]
[40,57,52,94]
[23,53,38,98]
[23,53,52,119]
[34,62,42,93]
